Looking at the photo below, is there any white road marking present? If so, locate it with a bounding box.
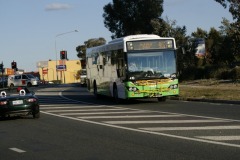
[9,148,26,153]
[40,105,103,109]
[47,108,129,113]
[60,110,150,116]
[41,111,240,148]
[104,119,230,124]
[141,125,240,131]
[78,114,183,119]
[38,90,240,148]
[197,136,240,141]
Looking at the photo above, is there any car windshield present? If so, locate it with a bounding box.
[26,74,35,78]
[127,50,176,80]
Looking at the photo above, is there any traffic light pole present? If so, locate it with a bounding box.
[55,30,78,84]
[0,62,4,88]
[54,37,59,83]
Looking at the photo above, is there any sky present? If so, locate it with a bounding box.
[0,0,233,72]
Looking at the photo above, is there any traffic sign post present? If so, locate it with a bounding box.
[56,65,66,71]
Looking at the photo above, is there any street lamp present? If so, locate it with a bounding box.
[54,30,78,83]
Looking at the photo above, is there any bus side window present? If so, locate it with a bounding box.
[111,51,117,65]
[116,49,126,78]
[92,53,98,64]
[117,58,125,77]
[102,52,107,66]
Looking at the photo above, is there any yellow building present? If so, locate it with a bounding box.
[38,60,82,84]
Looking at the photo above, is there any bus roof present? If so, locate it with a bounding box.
[86,34,176,57]
[108,34,161,44]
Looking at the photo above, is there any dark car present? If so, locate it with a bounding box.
[0,87,40,119]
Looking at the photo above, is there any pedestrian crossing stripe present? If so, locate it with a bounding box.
[78,115,183,119]
[197,136,240,141]
[104,119,230,124]
[140,125,240,131]
[60,110,150,116]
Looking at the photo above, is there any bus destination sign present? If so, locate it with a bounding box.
[127,39,174,51]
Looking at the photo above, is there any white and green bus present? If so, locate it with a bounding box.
[86,34,179,102]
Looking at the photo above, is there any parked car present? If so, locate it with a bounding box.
[0,87,40,119]
[0,77,8,88]
[80,69,87,86]
[8,74,40,89]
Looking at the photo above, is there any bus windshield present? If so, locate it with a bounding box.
[127,50,176,80]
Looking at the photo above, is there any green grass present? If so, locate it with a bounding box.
[179,81,240,101]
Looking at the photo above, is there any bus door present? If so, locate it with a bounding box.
[97,53,104,78]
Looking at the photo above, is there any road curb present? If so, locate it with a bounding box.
[169,96,240,105]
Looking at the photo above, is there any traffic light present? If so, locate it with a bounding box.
[60,50,67,60]
[11,61,17,69]
[0,63,3,70]
[11,61,17,71]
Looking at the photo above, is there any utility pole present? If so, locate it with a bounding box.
[0,62,4,88]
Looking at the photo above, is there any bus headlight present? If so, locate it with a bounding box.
[132,87,138,92]
[129,76,135,80]
[168,84,178,89]
[173,84,178,89]
[127,87,138,92]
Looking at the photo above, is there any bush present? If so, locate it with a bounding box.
[179,65,240,81]
[52,80,62,84]
[230,67,240,81]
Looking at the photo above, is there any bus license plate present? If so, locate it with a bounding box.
[13,100,23,105]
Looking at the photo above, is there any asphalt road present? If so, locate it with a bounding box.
[1,84,240,160]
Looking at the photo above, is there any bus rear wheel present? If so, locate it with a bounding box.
[93,82,99,98]
[113,86,120,103]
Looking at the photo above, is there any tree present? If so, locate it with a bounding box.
[206,27,224,65]
[103,0,164,38]
[76,37,106,60]
[76,45,86,60]
[215,0,240,61]
[215,0,240,20]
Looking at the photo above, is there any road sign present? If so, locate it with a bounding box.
[56,65,66,71]
[42,69,48,74]
[6,68,14,75]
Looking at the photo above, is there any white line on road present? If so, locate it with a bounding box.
[47,108,129,113]
[78,114,184,119]
[9,148,26,153]
[141,125,240,131]
[197,136,240,141]
[40,105,102,108]
[60,110,150,116]
[104,119,230,124]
